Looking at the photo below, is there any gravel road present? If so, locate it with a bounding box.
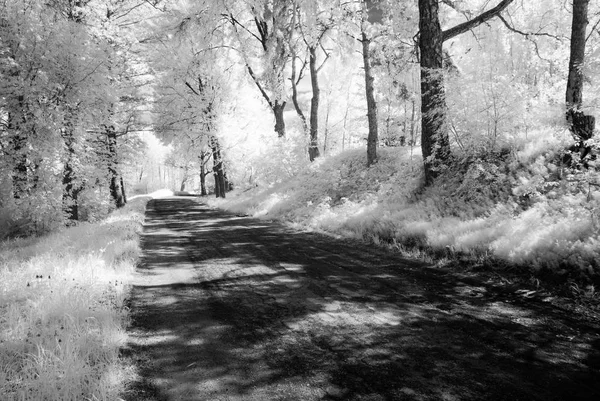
[124,197,600,401]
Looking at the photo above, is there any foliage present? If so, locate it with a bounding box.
[0,0,159,235]
[211,128,600,284]
[0,194,150,400]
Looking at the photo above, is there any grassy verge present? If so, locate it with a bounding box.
[208,132,600,296]
[0,195,151,401]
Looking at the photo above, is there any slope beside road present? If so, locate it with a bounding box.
[124,197,600,401]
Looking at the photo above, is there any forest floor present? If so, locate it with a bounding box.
[123,196,600,401]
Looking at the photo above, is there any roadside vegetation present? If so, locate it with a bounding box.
[0,196,149,401]
[209,128,600,296]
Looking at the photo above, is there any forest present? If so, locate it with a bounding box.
[3,0,599,284]
[1,0,600,399]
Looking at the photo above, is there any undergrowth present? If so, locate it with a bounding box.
[209,128,600,290]
[0,195,151,401]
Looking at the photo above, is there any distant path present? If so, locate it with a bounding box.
[125,197,600,401]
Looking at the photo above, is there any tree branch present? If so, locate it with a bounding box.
[185,81,200,96]
[295,55,308,85]
[254,17,269,51]
[498,14,564,41]
[442,0,515,42]
[224,13,263,44]
[246,64,273,109]
[586,16,600,43]
[316,43,330,73]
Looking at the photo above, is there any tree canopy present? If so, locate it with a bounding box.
[1,0,599,236]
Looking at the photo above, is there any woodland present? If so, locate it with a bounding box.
[2,0,599,283]
[1,0,600,399]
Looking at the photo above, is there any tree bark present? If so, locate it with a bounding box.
[419,0,450,184]
[566,0,589,110]
[362,30,379,166]
[8,98,30,199]
[120,176,127,204]
[224,170,233,192]
[566,0,594,139]
[62,126,81,222]
[308,45,321,161]
[199,151,208,196]
[106,125,125,209]
[10,130,28,199]
[210,136,226,198]
[180,167,188,192]
[273,101,287,138]
[290,54,308,133]
[324,96,331,154]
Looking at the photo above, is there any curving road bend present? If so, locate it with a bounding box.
[124,197,600,401]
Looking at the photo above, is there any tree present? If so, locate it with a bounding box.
[210,135,226,198]
[336,0,383,166]
[149,16,230,197]
[198,149,211,196]
[1,0,57,201]
[362,0,379,166]
[0,0,157,231]
[105,125,126,207]
[418,0,515,184]
[226,0,294,138]
[289,0,333,161]
[566,0,595,140]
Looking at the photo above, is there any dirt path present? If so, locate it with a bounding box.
[124,197,600,401]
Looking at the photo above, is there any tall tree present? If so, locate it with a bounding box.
[566,0,595,140]
[290,1,332,161]
[226,0,294,138]
[418,0,515,184]
[210,135,226,198]
[363,0,383,166]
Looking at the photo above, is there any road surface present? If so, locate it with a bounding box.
[124,197,600,401]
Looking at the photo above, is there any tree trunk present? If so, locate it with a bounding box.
[62,127,81,222]
[8,100,30,199]
[410,99,417,146]
[120,176,127,204]
[199,151,208,196]
[106,125,125,209]
[290,54,308,133]
[31,157,42,190]
[224,170,233,192]
[362,30,379,166]
[200,169,207,196]
[308,45,321,161]
[324,97,331,154]
[566,0,589,110]
[11,130,28,199]
[566,0,594,139]
[180,167,188,192]
[210,136,226,198]
[273,101,287,138]
[418,0,450,184]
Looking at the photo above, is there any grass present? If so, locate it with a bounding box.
[208,128,600,287]
[0,195,151,401]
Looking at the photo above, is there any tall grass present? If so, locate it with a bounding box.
[0,196,150,401]
[210,130,600,284]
